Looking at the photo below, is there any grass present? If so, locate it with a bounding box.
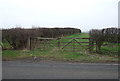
[2,48,118,63]
[2,33,119,63]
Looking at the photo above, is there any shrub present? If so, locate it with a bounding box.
[89,27,119,53]
[2,27,81,49]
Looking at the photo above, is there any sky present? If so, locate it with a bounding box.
[0,0,119,32]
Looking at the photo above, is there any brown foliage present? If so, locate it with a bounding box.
[2,27,81,49]
[89,27,119,53]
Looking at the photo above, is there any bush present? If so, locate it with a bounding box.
[89,27,119,52]
[2,27,81,49]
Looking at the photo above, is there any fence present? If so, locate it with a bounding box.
[28,37,94,53]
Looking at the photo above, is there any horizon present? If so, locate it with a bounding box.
[1,26,119,33]
[0,0,119,32]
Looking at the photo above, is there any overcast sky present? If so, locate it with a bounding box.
[0,0,119,32]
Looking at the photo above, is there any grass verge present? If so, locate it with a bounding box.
[2,33,119,63]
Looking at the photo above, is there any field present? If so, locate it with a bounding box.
[2,33,119,63]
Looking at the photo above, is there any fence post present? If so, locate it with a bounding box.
[58,38,60,49]
[43,39,46,49]
[30,37,32,50]
[73,39,75,52]
[89,38,94,53]
[27,37,31,50]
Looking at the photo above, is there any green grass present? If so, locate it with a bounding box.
[2,48,118,62]
[51,33,90,52]
[1,41,12,49]
[65,33,89,38]
[59,33,89,42]
[100,43,119,56]
[2,50,28,60]
[2,33,119,63]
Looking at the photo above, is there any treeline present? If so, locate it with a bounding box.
[89,27,120,52]
[2,27,81,49]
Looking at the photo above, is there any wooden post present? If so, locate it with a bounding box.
[30,37,32,50]
[58,38,60,49]
[89,38,94,53]
[43,39,46,49]
[96,42,102,53]
[27,37,31,50]
[73,39,75,52]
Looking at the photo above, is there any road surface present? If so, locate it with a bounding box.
[2,60,118,79]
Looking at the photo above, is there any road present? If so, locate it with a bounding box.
[2,60,118,79]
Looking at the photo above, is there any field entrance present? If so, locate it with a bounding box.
[29,37,92,53]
